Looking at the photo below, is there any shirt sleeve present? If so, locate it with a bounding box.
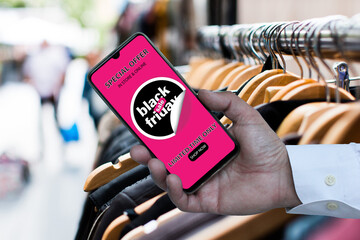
[286,143,360,218]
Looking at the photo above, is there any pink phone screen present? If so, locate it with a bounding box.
[90,35,235,189]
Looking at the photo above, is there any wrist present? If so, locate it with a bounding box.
[279,150,302,209]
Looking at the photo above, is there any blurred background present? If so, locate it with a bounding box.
[0,0,359,239]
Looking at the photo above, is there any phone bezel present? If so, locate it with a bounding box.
[88,32,239,193]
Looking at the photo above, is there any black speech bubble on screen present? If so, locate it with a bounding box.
[131,78,185,140]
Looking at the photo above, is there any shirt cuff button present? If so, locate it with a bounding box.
[327,202,338,210]
[325,175,336,186]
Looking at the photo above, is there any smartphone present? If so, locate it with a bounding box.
[88,33,239,193]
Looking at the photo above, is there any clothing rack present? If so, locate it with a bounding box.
[197,15,360,62]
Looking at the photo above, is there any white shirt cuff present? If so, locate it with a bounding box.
[286,144,360,218]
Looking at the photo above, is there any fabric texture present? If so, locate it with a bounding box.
[137,212,224,240]
[91,176,163,240]
[75,165,149,240]
[96,125,138,167]
[120,194,176,237]
[89,165,150,210]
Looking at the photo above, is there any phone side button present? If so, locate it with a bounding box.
[188,142,208,161]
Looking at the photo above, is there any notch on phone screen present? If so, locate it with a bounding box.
[112,51,120,59]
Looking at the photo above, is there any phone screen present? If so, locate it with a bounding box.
[89,33,238,192]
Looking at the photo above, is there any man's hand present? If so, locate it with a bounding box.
[130,90,301,215]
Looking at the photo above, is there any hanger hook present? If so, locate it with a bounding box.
[295,20,314,79]
[268,23,284,69]
[257,23,271,62]
[304,20,324,81]
[244,26,258,64]
[223,25,247,61]
[264,22,282,69]
[249,24,267,63]
[276,21,300,74]
[304,19,331,101]
[255,25,268,62]
[261,23,278,68]
[314,16,348,103]
[238,25,255,65]
[245,27,262,65]
[272,22,289,73]
[288,22,304,78]
[268,22,285,70]
[235,25,249,63]
[314,16,348,79]
[229,25,244,62]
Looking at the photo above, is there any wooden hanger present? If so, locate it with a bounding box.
[102,192,166,240]
[188,57,210,72]
[263,86,284,103]
[188,59,226,89]
[321,104,360,144]
[218,64,250,89]
[298,104,353,145]
[220,69,284,126]
[83,153,139,192]
[281,83,355,101]
[238,69,283,102]
[270,79,317,102]
[185,58,214,86]
[220,115,232,125]
[202,62,243,90]
[247,73,300,107]
[186,209,297,240]
[185,57,211,83]
[276,102,330,138]
[227,65,262,91]
[121,208,182,240]
[297,103,337,135]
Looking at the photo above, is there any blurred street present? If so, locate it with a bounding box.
[0,100,97,240]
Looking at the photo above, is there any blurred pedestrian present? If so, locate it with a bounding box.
[22,40,70,107]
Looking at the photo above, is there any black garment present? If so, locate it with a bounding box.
[120,194,176,237]
[138,212,224,240]
[255,99,328,132]
[89,165,150,211]
[349,86,360,100]
[96,125,138,167]
[91,176,163,240]
[75,197,100,240]
[255,99,355,132]
[75,165,150,240]
[261,55,283,72]
[98,141,138,172]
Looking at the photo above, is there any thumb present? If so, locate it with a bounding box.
[197,90,260,124]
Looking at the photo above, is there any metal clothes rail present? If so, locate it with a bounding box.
[197,15,360,61]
